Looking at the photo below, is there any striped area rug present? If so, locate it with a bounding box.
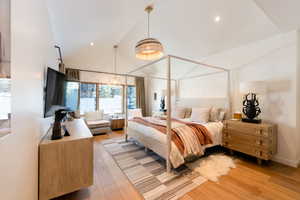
[102,138,207,200]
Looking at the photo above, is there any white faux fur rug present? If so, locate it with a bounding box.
[187,154,236,182]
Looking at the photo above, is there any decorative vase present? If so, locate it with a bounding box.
[242,93,261,123]
[160,97,165,111]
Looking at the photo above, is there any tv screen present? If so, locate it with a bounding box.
[44,68,66,117]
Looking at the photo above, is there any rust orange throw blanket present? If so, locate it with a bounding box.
[131,117,212,156]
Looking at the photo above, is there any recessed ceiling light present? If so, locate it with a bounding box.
[90,42,94,46]
[215,16,221,22]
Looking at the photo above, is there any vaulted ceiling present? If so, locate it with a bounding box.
[46,0,300,73]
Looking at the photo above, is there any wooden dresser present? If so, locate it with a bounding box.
[222,120,277,164]
[39,119,93,200]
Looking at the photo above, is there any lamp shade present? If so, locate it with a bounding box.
[135,38,164,60]
[240,81,266,94]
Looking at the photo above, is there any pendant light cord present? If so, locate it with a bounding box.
[147,10,150,38]
[145,5,153,38]
[113,45,117,73]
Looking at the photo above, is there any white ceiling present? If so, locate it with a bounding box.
[46,0,300,73]
[46,0,155,54]
[254,0,300,31]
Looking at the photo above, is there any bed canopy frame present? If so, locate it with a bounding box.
[124,55,231,173]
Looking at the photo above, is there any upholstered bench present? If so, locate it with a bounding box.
[84,111,111,135]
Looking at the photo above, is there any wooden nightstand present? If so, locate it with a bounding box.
[222,120,277,164]
[110,118,125,130]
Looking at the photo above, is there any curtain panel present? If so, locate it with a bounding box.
[66,68,80,81]
[135,77,146,116]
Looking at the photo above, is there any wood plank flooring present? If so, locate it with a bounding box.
[54,130,300,200]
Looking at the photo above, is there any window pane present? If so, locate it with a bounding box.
[127,86,136,109]
[80,83,96,114]
[0,79,11,120]
[99,85,123,114]
[64,82,79,111]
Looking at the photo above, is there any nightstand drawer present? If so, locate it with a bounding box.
[223,142,271,160]
[223,126,270,138]
[223,133,272,150]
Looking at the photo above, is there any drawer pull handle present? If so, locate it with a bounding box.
[256,150,262,156]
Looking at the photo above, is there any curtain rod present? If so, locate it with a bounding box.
[68,68,142,78]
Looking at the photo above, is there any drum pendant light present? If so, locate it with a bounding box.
[135,5,164,60]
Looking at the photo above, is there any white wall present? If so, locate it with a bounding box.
[0,0,57,199]
[180,72,228,99]
[181,31,299,167]
[235,41,298,166]
[146,77,177,116]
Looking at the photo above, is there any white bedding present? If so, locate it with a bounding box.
[127,118,223,168]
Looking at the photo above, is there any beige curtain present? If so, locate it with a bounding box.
[65,68,80,81]
[135,77,146,116]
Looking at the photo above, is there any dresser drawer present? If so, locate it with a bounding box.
[223,142,271,160]
[222,131,273,150]
[223,126,271,138]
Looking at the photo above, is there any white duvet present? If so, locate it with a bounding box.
[127,118,223,168]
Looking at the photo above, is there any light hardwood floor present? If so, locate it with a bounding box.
[54,131,300,200]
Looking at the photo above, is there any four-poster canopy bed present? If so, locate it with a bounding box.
[124,55,231,173]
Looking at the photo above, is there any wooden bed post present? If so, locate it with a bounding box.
[227,70,232,117]
[125,75,128,142]
[166,55,172,173]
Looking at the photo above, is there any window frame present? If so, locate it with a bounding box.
[98,83,125,114]
[79,82,98,114]
[71,81,135,115]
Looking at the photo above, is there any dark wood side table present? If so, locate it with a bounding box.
[110,118,125,130]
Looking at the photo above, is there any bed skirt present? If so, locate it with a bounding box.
[126,126,168,160]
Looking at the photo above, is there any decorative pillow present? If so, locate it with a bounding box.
[218,110,226,121]
[191,107,211,123]
[185,108,192,118]
[210,107,221,122]
[172,107,187,119]
[128,108,143,119]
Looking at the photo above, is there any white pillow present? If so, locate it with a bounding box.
[191,107,211,123]
[172,107,187,119]
[128,108,143,119]
[210,107,221,122]
[218,110,226,121]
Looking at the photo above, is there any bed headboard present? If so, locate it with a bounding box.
[176,97,231,119]
[176,98,229,109]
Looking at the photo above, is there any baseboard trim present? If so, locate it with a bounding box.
[272,156,299,168]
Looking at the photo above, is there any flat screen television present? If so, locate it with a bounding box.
[44,67,66,117]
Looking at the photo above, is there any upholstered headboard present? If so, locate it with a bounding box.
[176,97,231,119]
[176,98,229,109]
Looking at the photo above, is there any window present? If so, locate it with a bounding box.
[0,78,11,120]
[80,83,96,114]
[64,81,79,111]
[99,85,123,114]
[127,86,136,109]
